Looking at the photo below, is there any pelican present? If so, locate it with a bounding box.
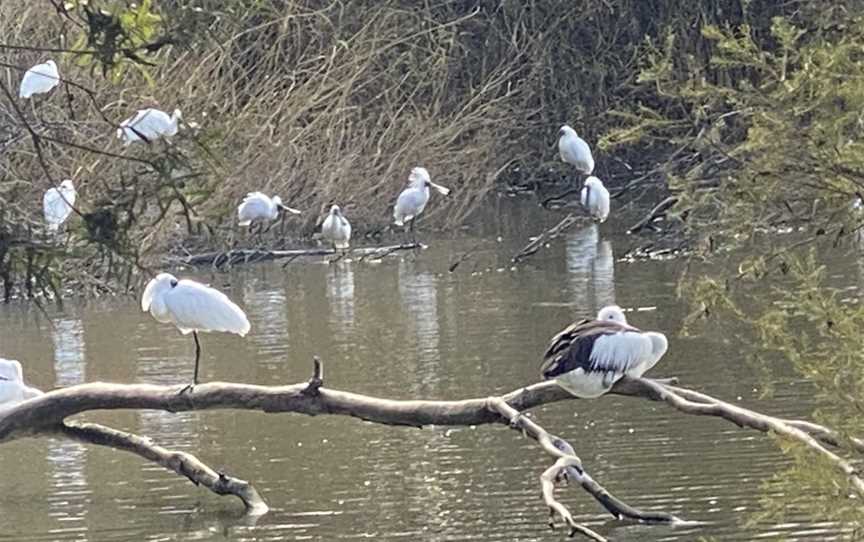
[43,179,77,232]
[321,204,351,251]
[0,358,43,407]
[19,60,60,99]
[117,108,182,145]
[393,167,450,242]
[541,305,668,398]
[237,191,301,234]
[558,125,594,175]
[141,273,251,390]
[581,176,610,223]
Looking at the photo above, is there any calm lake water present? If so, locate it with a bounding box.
[0,197,847,541]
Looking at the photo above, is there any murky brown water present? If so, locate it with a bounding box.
[0,199,848,541]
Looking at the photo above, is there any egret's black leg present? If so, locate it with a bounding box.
[179,331,201,395]
[193,331,202,384]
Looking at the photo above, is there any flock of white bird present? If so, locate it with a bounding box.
[2,59,663,406]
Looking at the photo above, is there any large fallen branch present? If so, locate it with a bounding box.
[1,364,861,540]
[170,243,423,267]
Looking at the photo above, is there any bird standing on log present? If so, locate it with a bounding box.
[581,176,610,223]
[141,273,250,391]
[541,305,667,398]
[321,204,351,252]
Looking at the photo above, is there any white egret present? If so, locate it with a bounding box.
[393,167,450,242]
[321,204,351,251]
[117,108,182,145]
[541,305,668,398]
[558,125,594,175]
[141,273,251,389]
[0,358,43,406]
[581,176,610,223]
[43,179,77,232]
[19,60,60,99]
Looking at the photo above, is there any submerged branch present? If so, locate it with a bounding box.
[56,421,268,515]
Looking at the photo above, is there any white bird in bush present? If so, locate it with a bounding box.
[0,358,43,406]
[43,179,77,232]
[19,60,60,99]
[141,273,251,390]
[237,192,301,228]
[558,125,594,175]
[393,167,450,242]
[321,204,351,251]
[581,176,610,223]
[541,305,668,398]
[117,108,182,145]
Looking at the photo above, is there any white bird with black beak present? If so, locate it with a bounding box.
[117,108,182,145]
[558,125,594,175]
[581,176,610,223]
[238,192,301,227]
[321,204,351,251]
[541,305,667,398]
[141,273,250,391]
[393,167,450,242]
[0,358,43,406]
[19,60,60,99]
[43,179,77,231]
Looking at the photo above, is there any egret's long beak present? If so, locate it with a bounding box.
[429,182,451,196]
[279,204,302,215]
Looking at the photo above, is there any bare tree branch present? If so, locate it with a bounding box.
[55,421,269,515]
[1,369,861,539]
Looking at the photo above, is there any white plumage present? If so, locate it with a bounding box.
[393,167,450,228]
[117,108,182,145]
[558,125,594,175]
[43,179,77,231]
[541,305,668,398]
[237,192,301,226]
[0,358,43,407]
[581,176,610,223]
[19,60,60,99]
[321,204,351,250]
[142,273,250,387]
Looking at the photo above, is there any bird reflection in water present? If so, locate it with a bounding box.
[565,223,616,310]
[46,318,90,526]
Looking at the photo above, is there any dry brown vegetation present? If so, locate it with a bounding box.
[0,0,800,298]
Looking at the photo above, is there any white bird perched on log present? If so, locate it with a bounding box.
[237,192,301,228]
[541,305,668,398]
[581,176,610,223]
[117,108,182,145]
[321,204,351,251]
[19,60,60,99]
[0,358,43,406]
[393,167,450,242]
[141,273,251,390]
[558,125,594,175]
[43,179,77,232]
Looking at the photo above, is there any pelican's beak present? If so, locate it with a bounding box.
[279,204,302,215]
[429,182,451,196]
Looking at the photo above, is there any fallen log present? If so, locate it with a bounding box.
[169,243,424,267]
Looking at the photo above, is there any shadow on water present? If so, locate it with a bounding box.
[0,198,850,540]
